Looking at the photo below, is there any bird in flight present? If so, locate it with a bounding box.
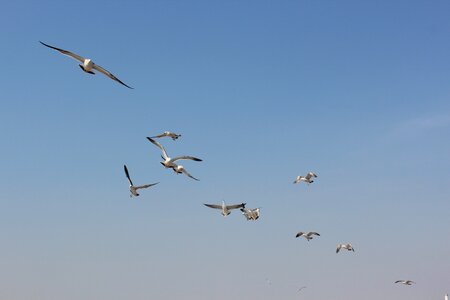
[124,165,159,197]
[295,231,320,241]
[294,172,317,185]
[203,200,246,217]
[241,207,261,220]
[39,41,133,89]
[150,131,181,141]
[147,137,202,180]
[336,243,355,253]
[395,280,415,285]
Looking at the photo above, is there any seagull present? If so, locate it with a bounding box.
[294,172,317,184]
[150,131,181,141]
[445,294,448,300]
[240,207,261,220]
[336,243,355,253]
[295,231,320,241]
[203,200,246,217]
[395,280,415,285]
[39,41,133,89]
[124,165,159,197]
[146,137,202,180]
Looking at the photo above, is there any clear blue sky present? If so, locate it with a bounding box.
[1,0,449,299]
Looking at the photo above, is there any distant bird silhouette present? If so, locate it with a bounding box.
[336,243,355,253]
[294,172,317,185]
[395,280,415,285]
[295,231,320,241]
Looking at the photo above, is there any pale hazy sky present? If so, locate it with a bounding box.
[0,1,449,299]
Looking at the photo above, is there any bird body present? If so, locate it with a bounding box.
[204,200,246,217]
[296,231,320,241]
[336,243,355,253]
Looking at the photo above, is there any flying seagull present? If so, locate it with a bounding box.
[203,200,246,217]
[395,280,415,285]
[146,137,202,180]
[240,207,261,220]
[336,243,355,253]
[39,41,133,89]
[295,231,320,241]
[150,131,181,141]
[294,172,317,185]
[124,165,159,197]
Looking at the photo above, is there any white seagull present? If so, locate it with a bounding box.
[40,41,133,89]
[336,243,355,253]
[203,200,246,217]
[294,172,317,184]
[124,165,159,197]
[146,137,202,180]
[240,207,261,220]
[394,280,415,285]
[295,231,320,241]
[150,131,181,141]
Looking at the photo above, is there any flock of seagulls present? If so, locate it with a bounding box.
[38,40,445,298]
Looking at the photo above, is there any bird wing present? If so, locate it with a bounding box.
[135,182,159,190]
[181,168,199,181]
[308,232,320,236]
[150,132,168,138]
[226,203,246,210]
[40,41,85,63]
[336,245,341,253]
[92,63,133,89]
[124,165,133,186]
[171,156,202,163]
[295,232,304,238]
[309,172,318,178]
[204,203,222,209]
[147,137,169,160]
[394,280,403,283]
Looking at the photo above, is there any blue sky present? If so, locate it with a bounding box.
[1,0,449,299]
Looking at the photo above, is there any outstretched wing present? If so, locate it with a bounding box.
[147,137,169,160]
[308,232,320,236]
[295,232,304,238]
[92,63,133,89]
[135,182,159,190]
[172,156,202,163]
[204,203,222,209]
[124,165,133,186]
[40,41,85,63]
[150,132,168,138]
[181,168,199,181]
[226,203,246,210]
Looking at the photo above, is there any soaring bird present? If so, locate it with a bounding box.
[395,280,415,285]
[124,165,159,197]
[40,41,133,89]
[336,243,355,253]
[150,131,181,141]
[146,137,202,180]
[240,207,261,220]
[203,201,246,217]
[294,172,317,184]
[295,231,320,241]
